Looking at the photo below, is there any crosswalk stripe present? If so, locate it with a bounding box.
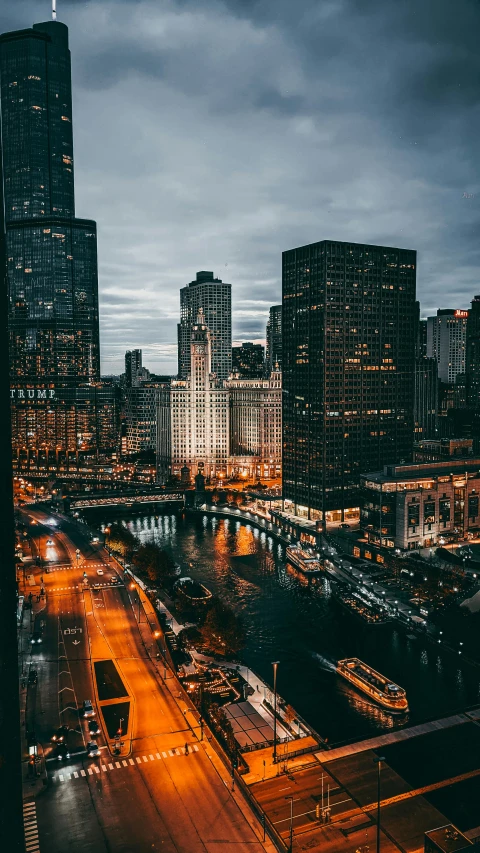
[149,754,155,761]
[136,757,142,764]
[80,769,86,776]
[129,758,135,765]
[115,761,121,768]
[194,744,199,751]
[74,770,79,777]
[162,751,168,758]
[101,765,107,771]
[142,756,148,763]
[59,773,64,781]
[156,752,161,759]
[93,765,100,773]
[122,760,127,766]
[168,750,174,756]
[108,763,113,770]
[87,768,93,775]
[49,744,201,786]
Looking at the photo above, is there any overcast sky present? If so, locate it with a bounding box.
[2,0,480,374]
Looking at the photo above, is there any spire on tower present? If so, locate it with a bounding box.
[52,0,57,20]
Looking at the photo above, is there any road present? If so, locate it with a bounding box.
[22,509,269,853]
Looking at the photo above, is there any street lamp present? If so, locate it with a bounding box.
[373,756,385,853]
[285,796,294,852]
[272,661,280,762]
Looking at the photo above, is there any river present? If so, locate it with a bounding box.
[100,511,480,746]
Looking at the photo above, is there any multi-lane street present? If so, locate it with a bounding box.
[21,509,270,852]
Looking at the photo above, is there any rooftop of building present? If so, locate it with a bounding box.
[425,825,473,853]
[362,457,480,485]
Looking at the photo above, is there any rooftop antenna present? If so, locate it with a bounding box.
[52,0,57,20]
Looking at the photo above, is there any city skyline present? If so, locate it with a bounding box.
[1,0,479,374]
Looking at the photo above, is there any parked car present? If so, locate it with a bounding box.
[96,569,104,576]
[88,720,101,736]
[339,523,351,530]
[30,631,42,645]
[82,699,94,717]
[28,669,38,686]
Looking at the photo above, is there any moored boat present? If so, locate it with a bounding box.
[286,545,323,577]
[337,658,409,713]
[331,584,391,625]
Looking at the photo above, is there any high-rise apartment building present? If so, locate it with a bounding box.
[232,342,264,379]
[0,19,111,467]
[125,349,143,388]
[177,271,231,382]
[158,311,229,482]
[125,382,166,454]
[282,240,416,526]
[266,304,282,374]
[427,309,468,383]
[466,295,480,409]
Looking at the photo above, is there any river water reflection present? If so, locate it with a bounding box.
[117,512,480,745]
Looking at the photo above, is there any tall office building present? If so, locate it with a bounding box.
[266,304,282,374]
[427,309,468,383]
[226,371,282,480]
[177,271,231,382]
[125,349,143,388]
[232,342,264,378]
[414,357,438,440]
[0,18,111,467]
[466,295,480,409]
[282,240,416,526]
[158,311,229,482]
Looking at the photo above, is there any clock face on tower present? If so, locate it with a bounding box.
[194,345,205,354]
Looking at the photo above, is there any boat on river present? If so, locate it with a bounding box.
[337,658,409,713]
[331,584,391,625]
[286,545,323,577]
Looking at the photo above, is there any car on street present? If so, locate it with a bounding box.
[82,699,94,717]
[30,631,42,645]
[110,575,119,584]
[55,743,71,761]
[339,523,351,530]
[86,740,100,757]
[27,669,37,686]
[51,725,70,743]
[46,539,54,546]
[88,720,101,736]
[92,537,100,544]
[96,569,104,576]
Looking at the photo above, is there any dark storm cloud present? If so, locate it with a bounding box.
[2,0,479,373]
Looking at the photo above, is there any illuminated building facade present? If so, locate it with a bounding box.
[361,458,480,549]
[226,372,282,480]
[427,309,468,383]
[0,19,112,467]
[282,240,416,526]
[177,271,231,382]
[158,311,229,482]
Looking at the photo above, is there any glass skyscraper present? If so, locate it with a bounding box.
[177,271,232,382]
[0,19,113,467]
[282,239,416,526]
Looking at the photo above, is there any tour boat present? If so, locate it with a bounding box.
[286,545,323,577]
[331,584,391,625]
[337,658,409,713]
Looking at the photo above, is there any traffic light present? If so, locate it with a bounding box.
[232,755,238,769]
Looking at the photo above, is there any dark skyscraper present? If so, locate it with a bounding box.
[177,271,232,382]
[0,19,108,467]
[282,239,416,526]
[466,294,480,409]
[232,342,264,378]
[266,304,282,374]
